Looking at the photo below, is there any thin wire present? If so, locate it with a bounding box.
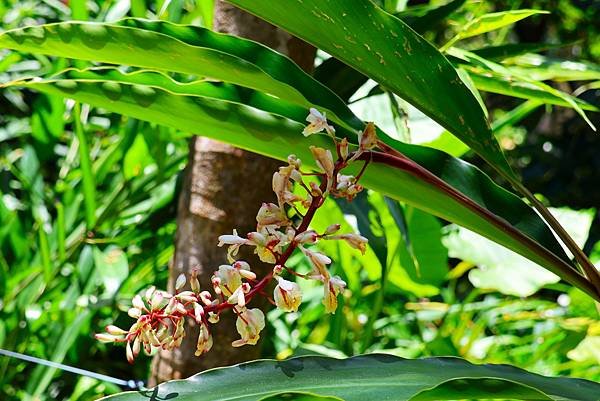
[0,348,145,390]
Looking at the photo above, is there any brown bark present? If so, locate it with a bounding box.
[149,2,315,385]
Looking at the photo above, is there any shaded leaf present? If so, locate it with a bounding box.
[98,354,600,401]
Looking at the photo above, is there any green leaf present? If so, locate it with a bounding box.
[451,48,598,129]
[8,75,597,300]
[472,42,570,61]
[74,102,97,229]
[503,53,600,82]
[98,355,600,401]
[92,245,129,297]
[443,208,595,297]
[467,69,598,111]
[0,19,360,132]
[397,0,467,34]
[450,10,549,42]
[226,0,515,178]
[123,133,154,180]
[259,393,342,401]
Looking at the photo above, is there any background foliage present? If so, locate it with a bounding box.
[0,0,599,400]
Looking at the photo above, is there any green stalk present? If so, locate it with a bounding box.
[55,201,66,263]
[74,103,97,230]
[511,179,600,297]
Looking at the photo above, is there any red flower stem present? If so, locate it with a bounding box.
[210,177,329,314]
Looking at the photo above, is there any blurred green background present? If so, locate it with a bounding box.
[1,0,599,400]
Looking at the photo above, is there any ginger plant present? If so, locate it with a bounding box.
[96,109,374,363]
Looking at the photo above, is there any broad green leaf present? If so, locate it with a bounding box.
[226,0,515,179]
[567,336,600,364]
[123,133,154,179]
[450,10,549,42]
[397,0,466,34]
[98,354,600,401]
[504,53,600,82]
[260,393,342,401]
[92,245,129,296]
[467,70,598,111]
[7,75,597,300]
[442,208,595,297]
[74,102,97,229]
[0,19,361,132]
[451,48,598,129]
[401,206,448,288]
[473,42,569,61]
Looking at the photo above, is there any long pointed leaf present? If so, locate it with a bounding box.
[98,355,600,401]
[225,0,515,179]
[5,75,596,299]
[0,19,360,132]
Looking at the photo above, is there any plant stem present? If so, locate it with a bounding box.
[511,180,600,296]
[365,145,600,301]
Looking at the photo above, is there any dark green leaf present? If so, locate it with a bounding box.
[98,355,600,401]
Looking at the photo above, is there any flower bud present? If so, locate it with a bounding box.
[126,341,134,364]
[128,307,142,319]
[329,233,368,254]
[95,333,119,343]
[294,230,319,244]
[195,323,213,356]
[175,274,186,291]
[273,265,284,275]
[325,224,341,235]
[106,325,128,336]
[199,291,213,306]
[233,261,257,280]
[174,301,187,315]
[150,291,168,311]
[309,182,323,197]
[132,295,145,311]
[339,137,349,160]
[190,269,200,293]
[217,229,247,246]
[176,291,197,303]
[193,302,205,324]
[164,296,177,314]
[309,146,334,181]
[301,247,332,278]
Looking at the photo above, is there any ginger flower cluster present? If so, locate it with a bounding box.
[96,108,374,363]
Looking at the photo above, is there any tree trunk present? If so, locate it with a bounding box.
[149,2,315,385]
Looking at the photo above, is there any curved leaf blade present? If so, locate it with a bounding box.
[98,355,600,401]
[226,0,515,178]
[0,19,361,133]
[455,10,549,41]
[6,74,596,299]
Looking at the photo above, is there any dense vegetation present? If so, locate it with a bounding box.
[1,0,599,400]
